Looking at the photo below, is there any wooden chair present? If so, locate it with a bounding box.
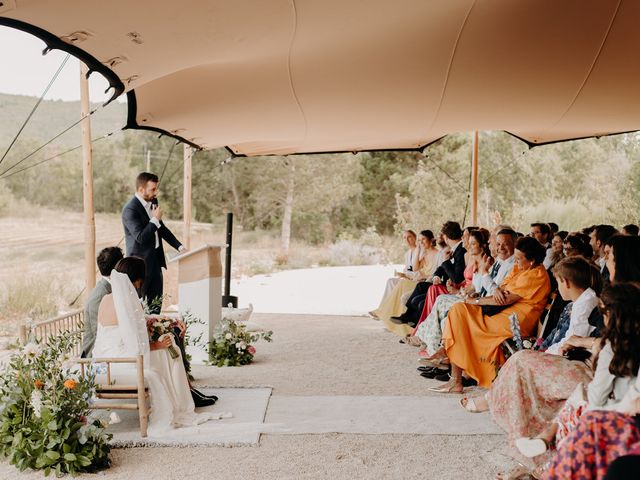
[77,355,149,437]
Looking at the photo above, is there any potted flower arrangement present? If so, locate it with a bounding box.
[209,318,272,367]
[0,332,111,476]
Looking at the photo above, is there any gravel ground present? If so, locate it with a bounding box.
[0,313,519,479]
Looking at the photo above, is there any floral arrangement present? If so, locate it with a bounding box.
[209,318,272,367]
[0,332,112,476]
[508,313,524,351]
[146,316,180,359]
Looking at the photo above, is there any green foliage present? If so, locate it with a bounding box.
[0,332,111,476]
[209,318,272,367]
[3,93,640,245]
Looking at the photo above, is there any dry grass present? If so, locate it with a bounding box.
[0,209,400,337]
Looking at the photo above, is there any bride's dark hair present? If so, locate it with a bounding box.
[114,256,146,284]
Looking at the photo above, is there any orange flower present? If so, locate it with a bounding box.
[34,380,44,389]
[63,379,77,390]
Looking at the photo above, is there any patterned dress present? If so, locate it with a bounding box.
[543,411,640,480]
[414,293,462,355]
[488,349,592,445]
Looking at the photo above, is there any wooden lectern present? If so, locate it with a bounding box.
[169,244,224,363]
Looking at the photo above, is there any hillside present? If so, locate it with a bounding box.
[0,93,128,149]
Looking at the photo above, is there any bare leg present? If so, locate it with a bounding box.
[428,362,463,393]
[424,346,446,361]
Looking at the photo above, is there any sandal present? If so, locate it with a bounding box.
[427,383,463,394]
[459,396,488,413]
[404,336,423,347]
[515,437,550,458]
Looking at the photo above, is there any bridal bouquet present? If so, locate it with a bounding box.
[0,332,111,476]
[209,318,273,367]
[146,316,180,359]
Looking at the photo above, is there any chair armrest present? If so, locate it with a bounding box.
[76,357,139,364]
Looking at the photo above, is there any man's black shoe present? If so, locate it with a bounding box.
[418,365,449,374]
[192,394,215,408]
[421,368,450,379]
[462,377,478,387]
[434,373,450,382]
[390,316,407,325]
[191,388,218,404]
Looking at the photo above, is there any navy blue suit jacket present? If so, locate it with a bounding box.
[432,243,467,285]
[121,196,181,270]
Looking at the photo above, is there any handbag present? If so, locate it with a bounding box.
[564,347,592,363]
[481,304,509,316]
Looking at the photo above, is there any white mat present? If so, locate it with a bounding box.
[233,265,402,315]
[265,395,503,435]
[107,387,274,447]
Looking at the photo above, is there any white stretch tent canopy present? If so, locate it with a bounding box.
[1,0,639,155]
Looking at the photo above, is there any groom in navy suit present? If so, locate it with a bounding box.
[122,172,186,312]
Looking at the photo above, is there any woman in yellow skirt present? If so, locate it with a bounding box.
[374,230,439,335]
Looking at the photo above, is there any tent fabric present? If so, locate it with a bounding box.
[1,0,639,155]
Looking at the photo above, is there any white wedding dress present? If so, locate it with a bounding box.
[93,271,228,435]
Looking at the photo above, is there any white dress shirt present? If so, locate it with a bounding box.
[546,288,598,355]
[135,193,160,248]
[403,247,418,274]
[477,254,515,296]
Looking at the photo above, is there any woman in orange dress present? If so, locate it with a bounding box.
[430,236,551,392]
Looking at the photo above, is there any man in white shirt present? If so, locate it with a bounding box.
[122,172,186,313]
[474,229,517,296]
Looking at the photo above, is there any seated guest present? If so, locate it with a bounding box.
[563,233,593,259]
[543,231,568,270]
[461,225,478,265]
[371,230,438,322]
[545,407,640,480]
[81,246,124,358]
[413,228,490,332]
[387,221,466,333]
[516,283,640,471]
[622,223,639,236]
[459,257,601,449]
[603,234,640,284]
[590,224,618,278]
[374,230,419,307]
[530,222,552,249]
[411,228,516,360]
[430,236,550,392]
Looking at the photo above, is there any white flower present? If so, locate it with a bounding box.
[30,390,42,418]
[225,333,232,340]
[235,342,241,349]
[23,342,42,358]
[109,412,121,424]
[239,342,246,350]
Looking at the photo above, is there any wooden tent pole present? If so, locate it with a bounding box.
[471,130,479,226]
[183,145,192,250]
[80,62,96,291]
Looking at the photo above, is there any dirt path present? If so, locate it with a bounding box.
[0,313,519,479]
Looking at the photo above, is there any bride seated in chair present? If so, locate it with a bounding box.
[93,256,229,435]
